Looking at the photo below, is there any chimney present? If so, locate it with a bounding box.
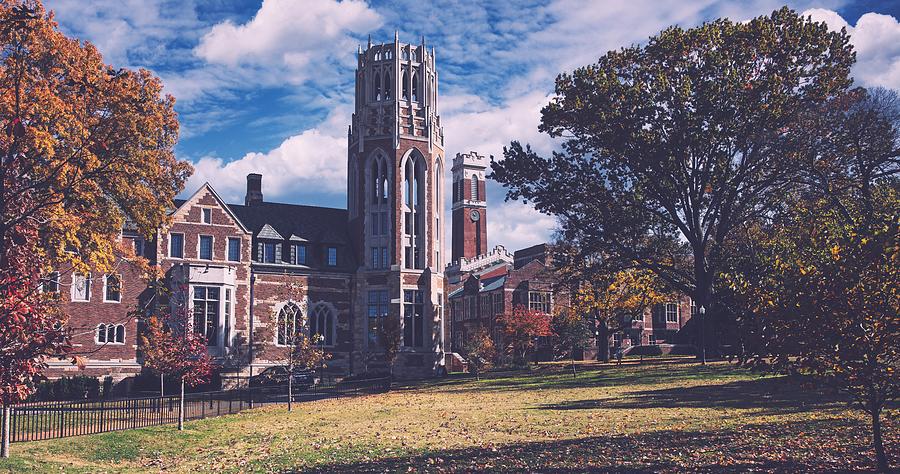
[245,173,263,206]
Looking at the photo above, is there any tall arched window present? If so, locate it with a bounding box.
[435,159,443,268]
[309,303,335,346]
[276,302,302,346]
[402,70,409,100]
[403,151,427,269]
[371,158,380,204]
[435,160,443,213]
[470,175,479,200]
[374,72,381,101]
[411,71,419,102]
[384,72,392,99]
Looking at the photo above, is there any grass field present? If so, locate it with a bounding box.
[0,360,895,473]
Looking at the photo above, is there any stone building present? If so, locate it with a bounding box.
[46,35,448,383]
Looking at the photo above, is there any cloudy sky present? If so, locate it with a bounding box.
[45,0,900,252]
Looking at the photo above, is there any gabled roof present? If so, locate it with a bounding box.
[257,224,284,240]
[170,183,251,234]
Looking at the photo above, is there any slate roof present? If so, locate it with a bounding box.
[227,202,351,246]
[480,275,506,293]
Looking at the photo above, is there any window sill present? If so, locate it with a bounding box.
[103,300,121,304]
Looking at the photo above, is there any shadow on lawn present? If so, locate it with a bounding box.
[293,417,890,473]
[538,375,845,416]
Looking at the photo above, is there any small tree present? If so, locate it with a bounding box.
[378,315,402,378]
[279,325,329,412]
[463,328,496,380]
[498,306,551,366]
[141,285,212,431]
[554,244,670,361]
[551,310,591,378]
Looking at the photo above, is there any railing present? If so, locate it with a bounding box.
[9,377,390,443]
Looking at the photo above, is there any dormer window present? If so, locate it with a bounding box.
[263,241,276,263]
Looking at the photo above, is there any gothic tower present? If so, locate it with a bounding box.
[347,33,446,377]
[451,151,488,262]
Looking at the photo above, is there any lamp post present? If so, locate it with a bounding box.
[248,272,255,408]
[699,305,706,365]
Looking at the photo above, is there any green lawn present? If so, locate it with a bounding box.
[1,360,895,473]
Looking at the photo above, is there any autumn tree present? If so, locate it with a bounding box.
[556,243,670,361]
[377,314,402,378]
[0,188,68,457]
[0,0,189,450]
[498,306,551,366]
[141,284,212,431]
[491,8,855,358]
[727,88,899,472]
[462,327,496,380]
[0,1,190,271]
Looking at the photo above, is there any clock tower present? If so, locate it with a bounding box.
[451,151,488,262]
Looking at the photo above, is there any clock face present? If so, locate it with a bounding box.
[470,210,480,222]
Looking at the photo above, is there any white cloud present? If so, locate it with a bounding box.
[195,0,381,85]
[488,201,558,253]
[439,91,558,249]
[803,9,900,90]
[443,91,557,161]
[186,106,351,204]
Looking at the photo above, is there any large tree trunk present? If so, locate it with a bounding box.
[178,378,185,431]
[694,266,714,365]
[1,404,9,458]
[597,316,609,362]
[872,408,889,472]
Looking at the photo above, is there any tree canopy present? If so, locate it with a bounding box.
[491,7,855,323]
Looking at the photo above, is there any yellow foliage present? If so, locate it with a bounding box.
[0,1,191,273]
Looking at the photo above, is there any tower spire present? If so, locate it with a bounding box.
[367,34,372,49]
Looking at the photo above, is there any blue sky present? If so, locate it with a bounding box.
[45,0,900,252]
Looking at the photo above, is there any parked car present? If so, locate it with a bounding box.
[249,366,315,389]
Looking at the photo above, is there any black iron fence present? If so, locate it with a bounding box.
[8,377,390,443]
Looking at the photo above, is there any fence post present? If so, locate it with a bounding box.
[1,405,10,458]
[57,401,64,439]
